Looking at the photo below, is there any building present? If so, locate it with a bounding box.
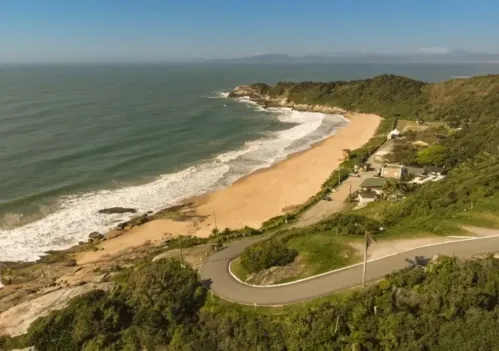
[357,190,377,203]
[360,177,388,194]
[387,128,401,140]
[373,150,390,163]
[406,166,425,177]
[381,164,407,179]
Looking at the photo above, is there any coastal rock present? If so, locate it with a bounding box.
[228,83,270,98]
[61,259,77,267]
[88,232,104,241]
[98,207,137,214]
[105,230,123,240]
[228,84,346,115]
[0,283,109,337]
[116,222,127,230]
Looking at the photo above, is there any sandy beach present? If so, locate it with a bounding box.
[77,112,381,263]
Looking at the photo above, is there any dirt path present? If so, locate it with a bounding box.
[295,171,375,227]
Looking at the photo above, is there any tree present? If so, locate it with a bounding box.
[417,145,448,166]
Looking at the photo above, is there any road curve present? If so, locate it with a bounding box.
[199,235,499,306]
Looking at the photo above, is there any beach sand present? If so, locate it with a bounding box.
[76,112,381,264]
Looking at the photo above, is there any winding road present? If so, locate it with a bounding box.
[199,235,499,306]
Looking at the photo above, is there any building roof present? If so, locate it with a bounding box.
[406,166,425,176]
[383,164,405,170]
[361,178,388,188]
[358,190,377,199]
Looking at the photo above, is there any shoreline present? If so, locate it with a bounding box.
[76,104,381,264]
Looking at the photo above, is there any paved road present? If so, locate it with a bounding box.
[199,235,499,306]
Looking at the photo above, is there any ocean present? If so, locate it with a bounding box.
[1,63,499,261]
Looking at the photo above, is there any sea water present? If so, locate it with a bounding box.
[1,63,498,261]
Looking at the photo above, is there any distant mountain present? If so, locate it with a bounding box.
[209,51,499,64]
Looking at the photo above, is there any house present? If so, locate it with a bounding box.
[406,166,425,177]
[425,166,446,176]
[357,190,378,203]
[360,177,388,194]
[373,150,390,163]
[387,129,401,140]
[381,164,407,179]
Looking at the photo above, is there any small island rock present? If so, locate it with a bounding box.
[98,207,137,214]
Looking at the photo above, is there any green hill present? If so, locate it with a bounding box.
[253,74,499,123]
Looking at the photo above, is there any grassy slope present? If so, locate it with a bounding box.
[286,233,360,279]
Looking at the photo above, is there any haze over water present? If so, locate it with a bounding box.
[1,63,498,261]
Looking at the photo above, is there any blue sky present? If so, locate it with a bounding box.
[1,0,498,62]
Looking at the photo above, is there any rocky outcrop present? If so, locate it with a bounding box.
[98,207,137,214]
[115,213,151,231]
[88,232,104,241]
[228,84,346,115]
[0,283,109,337]
[228,83,270,98]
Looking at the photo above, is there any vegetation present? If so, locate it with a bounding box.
[286,234,359,278]
[416,144,448,166]
[4,74,499,349]
[263,74,499,123]
[232,74,499,278]
[232,214,381,282]
[4,256,499,350]
[1,259,205,351]
[240,239,298,273]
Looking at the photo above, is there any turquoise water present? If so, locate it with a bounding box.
[1,63,498,261]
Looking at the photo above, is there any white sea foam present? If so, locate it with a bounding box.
[234,95,266,111]
[202,91,230,99]
[0,95,348,262]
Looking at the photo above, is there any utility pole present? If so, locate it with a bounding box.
[362,231,374,288]
[178,235,184,268]
[213,211,218,231]
[284,201,288,223]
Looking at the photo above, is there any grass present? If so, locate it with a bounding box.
[230,257,249,282]
[286,231,360,280]
[229,231,362,284]
[396,119,446,133]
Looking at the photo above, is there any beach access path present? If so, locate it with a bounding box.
[295,171,374,227]
[199,233,499,306]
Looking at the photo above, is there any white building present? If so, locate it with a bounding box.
[387,128,401,140]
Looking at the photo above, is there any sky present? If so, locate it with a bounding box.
[1,0,498,63]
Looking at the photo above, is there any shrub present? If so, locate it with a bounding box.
[240,240,298,273]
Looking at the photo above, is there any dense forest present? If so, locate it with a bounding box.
[3,74,499,350]
[3,256,499,350]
